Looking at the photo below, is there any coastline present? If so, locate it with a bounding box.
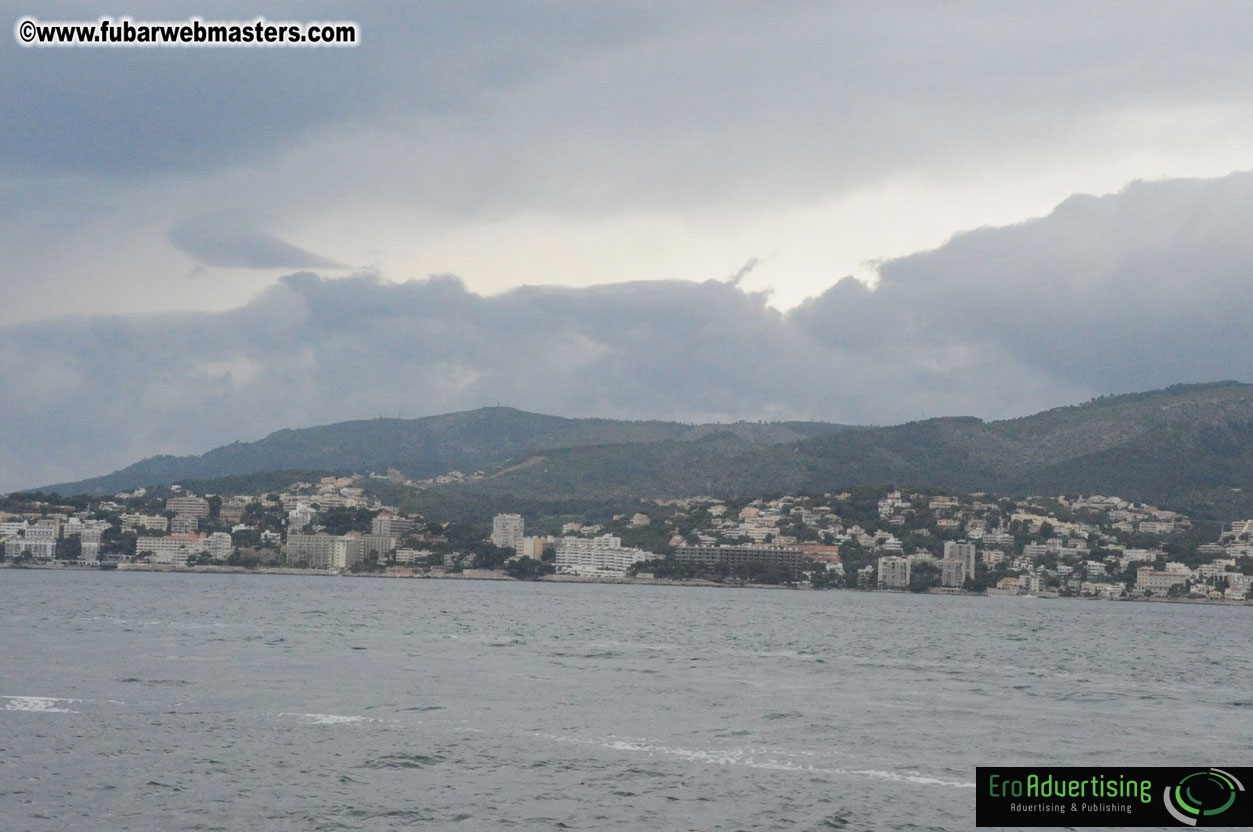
[2,561,1248,605]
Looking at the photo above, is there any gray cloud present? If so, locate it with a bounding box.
[168,215,343,269]
[5,2,1253,208]
[0,1,697,180]
[793,172,1253,393]
[8,2,1253,329]
[5,173,1252,492]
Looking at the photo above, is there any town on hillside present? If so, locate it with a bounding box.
[2,477,1251,602]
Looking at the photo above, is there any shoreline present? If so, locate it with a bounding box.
[2,561,1249,605]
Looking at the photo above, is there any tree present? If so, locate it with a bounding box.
[318,507,377,535]
[909,562,941,592]
[102,529,137,557]
[57,535,82,561]
[963,562,995,592]
[471,543,514,570]
[504,558,555,580]
[350,557,386,573]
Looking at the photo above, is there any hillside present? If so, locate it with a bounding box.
[37,382,1253,514]
[41,409,852,496]
[420,382,1253,509]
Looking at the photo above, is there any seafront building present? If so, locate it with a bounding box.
[0,481,1249,603]
[943,541,977,580]
[1135,565,1192,593]
[517,536,548,560]
[4,534,56,560]
[877,555,910,589]
[940,556,967,587]
[555,535,652,577]
[491,513,525,550]
[674,544,811,572]
[137,533,204,565]
[287,532,363,570]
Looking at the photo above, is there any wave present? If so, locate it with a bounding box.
[277,712,380,725]
[2,695,82,713]
[534,732,974,788]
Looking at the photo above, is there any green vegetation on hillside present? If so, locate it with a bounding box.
[29,382,1253,521]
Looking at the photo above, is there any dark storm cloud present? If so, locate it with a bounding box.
[168,216,343,269]
[0,1,685,179]
[5,1,1252,208]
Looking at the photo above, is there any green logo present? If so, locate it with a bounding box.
[1163,768,1245,826]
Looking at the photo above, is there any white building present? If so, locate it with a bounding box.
[877,555,910,589]
[79,527,104,562]
[371,513,416,538]
[166,495,210,518]
[394,548,433,565]
[288,503,317,531]
[1081,581,1125,599]
[122,513,168,532]
[170,514,200,534]
[286,532,364,570]
[26,523,57,540]
[137,533,204,565]
[943,540,977,580]
[1136,565,1191,594]
[555,535,652,577]
[205,532,233,561]
[5,536,56,560]
[491,514,525,550]
[940,557,967,588]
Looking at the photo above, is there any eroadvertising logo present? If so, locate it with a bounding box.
[1163,769,1246,826]
[975,766,1250,827]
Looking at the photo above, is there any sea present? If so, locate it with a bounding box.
[1,569,1249,831]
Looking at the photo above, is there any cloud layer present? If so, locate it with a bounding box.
[168,216,343,269]
[4,173,1252,491]
[7,2,1253,320]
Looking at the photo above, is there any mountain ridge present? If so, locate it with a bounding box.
[35,382,1253,508]
[40,407,856,496]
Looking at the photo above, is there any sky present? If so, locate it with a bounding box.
[3,1,1253,490]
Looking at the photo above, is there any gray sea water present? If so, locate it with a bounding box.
[1,569,1249,831]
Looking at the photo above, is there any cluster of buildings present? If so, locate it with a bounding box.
[2,515,110,561]
[283,485,419,570]
[875,540,978,590]
[2,479,1251,602]
[367,467,485,489]
[596,490,1252,600]
[491,513,654,577]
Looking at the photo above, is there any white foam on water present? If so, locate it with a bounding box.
[535,732,974,789]
[2,695,82,713]
[278,712,379,725]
